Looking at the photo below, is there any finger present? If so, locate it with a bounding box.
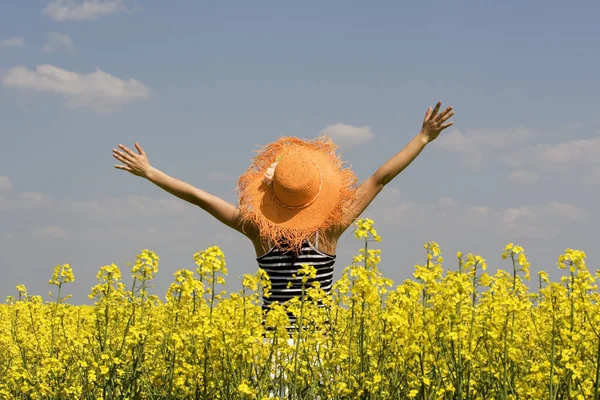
[440,121,454,130]
[436,106,453,120]
[135,142,145,155]
[430,101,442,119]
[114,164,132,172]
[118,144,137,158]
[439,110,454,123]
[424,106,432,122]
[113,149,134,163]
[113,151,131,165]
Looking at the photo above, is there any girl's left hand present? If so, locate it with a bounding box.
[419,101,454,143]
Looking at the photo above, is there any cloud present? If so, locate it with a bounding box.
[431,196,458,215]
[320,123,375,148]
[0,176,11,192]
[34,226,70,240]
[63,195,190,219]
[507,170,538,184]
[41,33,74,54]
[1,174,594,305]
[481,201,585,239]
[497,202,585,240]
[0,232,14,242]
[370,193,585,242]
[502,136,600,184]
[0,182,190,218]
[535,138,600,165]
[436,127,534,168]
[435,126,600,185]
[43,0,129,21]
[434,129,482,168]
[1,65,150,114]
[0,37,26,48]
[0,192,49,211]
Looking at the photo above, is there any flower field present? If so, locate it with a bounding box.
[1,219,599,399]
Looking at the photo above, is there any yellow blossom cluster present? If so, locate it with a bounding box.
[0,219,599,399]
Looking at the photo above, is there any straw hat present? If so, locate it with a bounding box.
[236,136,358,252]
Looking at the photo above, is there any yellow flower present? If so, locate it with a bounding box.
[1,225,597,399]
[242,274,258,291]
[16,284,27,296]
[237,381,256,395]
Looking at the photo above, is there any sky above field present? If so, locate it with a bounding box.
[1,0,600,303]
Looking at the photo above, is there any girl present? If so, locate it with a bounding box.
[112,101,453,325]
[113,101,453,397]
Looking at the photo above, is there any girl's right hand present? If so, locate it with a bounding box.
[419,101,454,144]
[113,142,152,178]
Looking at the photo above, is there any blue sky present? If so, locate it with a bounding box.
[1,0,599,303]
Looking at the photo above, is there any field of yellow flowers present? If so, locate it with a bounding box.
[1,219,599,399]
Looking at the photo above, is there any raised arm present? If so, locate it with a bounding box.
[336,101,454,233]
[112,143,256,236]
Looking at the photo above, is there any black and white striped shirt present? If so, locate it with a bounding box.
[257,235,335,330]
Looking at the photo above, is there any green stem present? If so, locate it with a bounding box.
[550,289,556,400]
[167,289,182,397]
[359,238,368,387]
[594,335,600,400]
[293,280,307,398]
[465,261,478,400]
[50,282,62,357]
[503,316,508,400]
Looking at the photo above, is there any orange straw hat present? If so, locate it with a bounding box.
[236,136,358,252]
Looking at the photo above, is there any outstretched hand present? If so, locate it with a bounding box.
[419,101,454,143]
[113,142,151,178]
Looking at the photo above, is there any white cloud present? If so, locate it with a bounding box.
[507,170,538,184]
[1,173,595,304]
[502,136,600,184]
[0,232,14,242]
[370,194,585,242]
[41,33,74,54]
[34,226,70,240]
[436,127,534,168]
[0,37,26,48]
[435,129,474,153]
[1,65,150,114]
[0,192,49,211]
[541,201,585,222]
[585,167,600,184]
[64,195,189,219]
[0,181,189,218]
[496,202,585,240]
[0,176,11,192]
[434,129,482,168]
[535,138,600,165]
[320,123,375,148]
[43,0,129,21]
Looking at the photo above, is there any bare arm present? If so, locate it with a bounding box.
[112,143,256,236]
[336,101,454,233]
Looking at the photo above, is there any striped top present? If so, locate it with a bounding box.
[257,233,335,331]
